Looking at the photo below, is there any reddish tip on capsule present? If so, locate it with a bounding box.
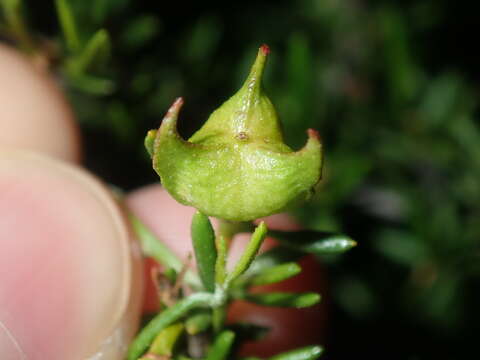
[260,44,270,55]
[307,128,320,140]
[166,97,184,116]
[173,97,184,107]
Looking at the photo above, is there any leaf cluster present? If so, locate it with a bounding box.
[129,212,353,359]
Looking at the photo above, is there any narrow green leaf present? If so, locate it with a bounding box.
[127,292,214,360]
[249,262,301,286]
[121,14,161,49]
[66,72,115,95]
[248,247,303,275]
[183,15,221,71]
[226,222,268,285]
[268,345,324,360]
[74,28,111,72]
[283,32,315,149]
[55,0,80,52]
[215,235,227,285]
[270,230,356,255]
[185,311,212,335]
[91,0,110,23]
[91,0,128,23]
[148,323,184,356]
[0,0,19,10]
[191,211,217,292]
[205,330,236,360]
[246,292,320,308]
[129,214,201,288]
[0,0,34,51]
[378,7,420,105]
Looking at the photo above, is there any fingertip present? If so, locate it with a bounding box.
[0,151,141,359]
[0,44,82,163]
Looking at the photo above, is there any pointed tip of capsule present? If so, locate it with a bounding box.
[146,129,157,138]
[307,128,320,141]
[260,44,270,55]
[166,97,184,118]
[296,128,322,155]
[243,45,271,91]
[160,97,184,128]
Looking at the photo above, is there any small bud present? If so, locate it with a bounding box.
[146,45,323,221]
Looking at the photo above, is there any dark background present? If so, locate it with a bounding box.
[8,0,480,359]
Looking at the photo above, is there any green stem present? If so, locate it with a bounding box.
[127,292,214,360]
[212,306,226,334]
[217,219,254,246]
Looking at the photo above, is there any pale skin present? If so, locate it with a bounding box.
[0,43,325,359]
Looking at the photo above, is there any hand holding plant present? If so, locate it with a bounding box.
[0,4,354,356]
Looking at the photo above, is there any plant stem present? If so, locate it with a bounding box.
[217,219,254,246]
[127,292,215,360]
[212,306,226,334]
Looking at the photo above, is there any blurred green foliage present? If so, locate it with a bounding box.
[2,0,479,359]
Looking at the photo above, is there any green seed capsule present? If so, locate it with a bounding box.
[147,45,323,221]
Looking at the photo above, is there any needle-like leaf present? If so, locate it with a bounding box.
[55,0,80,52]
[248,247,303,275]
[143,323,184,357]
[127,292,214,360]
[226,222,268,285]
[268,345,324,360]
[73,28,111,72]
[248,262,301,286]
[270,230,356,255]
[205,330,236,360]
[191,211,217,292]
[245,292,320,308]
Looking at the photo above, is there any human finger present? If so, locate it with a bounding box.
[0,43,81,163]
[0,151,142,359]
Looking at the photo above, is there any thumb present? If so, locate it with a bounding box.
[0,151,142,360]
